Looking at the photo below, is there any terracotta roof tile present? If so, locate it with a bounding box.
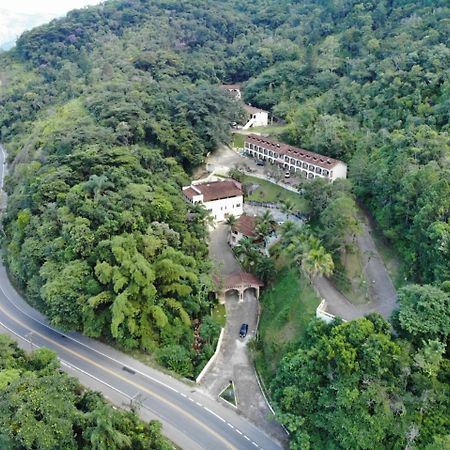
[245,134,342,169]
[232,215,257,238]
[184,180,242,202]
[224,272,264,289]
[244,104,268,114]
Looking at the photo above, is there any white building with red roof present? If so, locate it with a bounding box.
[182,179,243,222]
[242,105,269,129]
[228,214,258,247]
[245,134,347,182]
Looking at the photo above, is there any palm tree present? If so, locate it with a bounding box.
[281,199,296,220]
[234,237,260,271]
[259,210,275,226]
[225,214,237,227]
[301,246,334,279]
[255,220,272,241]
[255,256,275,283]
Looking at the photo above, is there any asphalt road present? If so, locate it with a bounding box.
[0,144,285,450]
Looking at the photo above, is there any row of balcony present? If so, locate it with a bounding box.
[247,148,331,177]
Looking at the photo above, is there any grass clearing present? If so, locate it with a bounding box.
[231,133,245,149]
[249,124,289,136]
[219,382,237,407]
[255,267,320,383]
[241,174,308,213]
[211,303,226,327]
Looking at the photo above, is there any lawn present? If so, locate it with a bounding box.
[241,174,309,213]
[255,268,320,383]
[231,125,288,149]
[211,303,226,327]
[249,124,289,136]
[231,133,245,149]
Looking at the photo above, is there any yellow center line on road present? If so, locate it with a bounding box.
[0,303,237,450]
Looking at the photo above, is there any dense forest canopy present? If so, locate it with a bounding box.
[0,0,449,446]
[0,334,171,449]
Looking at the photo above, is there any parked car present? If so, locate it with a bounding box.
[239,323,249,338]
[256,159,266,166]
[284,171,291,178]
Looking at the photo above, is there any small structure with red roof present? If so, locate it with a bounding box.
[228,214,258,247]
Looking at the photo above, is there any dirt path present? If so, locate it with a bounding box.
[316,215,397,321]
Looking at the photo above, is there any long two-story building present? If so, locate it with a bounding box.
[245,134,347,182]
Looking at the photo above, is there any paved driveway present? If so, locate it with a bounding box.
[316,217,397,321]
[201,290,287,444]
[208,224,241,276]
[204,222,288,445]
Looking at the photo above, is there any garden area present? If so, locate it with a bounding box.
[241,174,309,213]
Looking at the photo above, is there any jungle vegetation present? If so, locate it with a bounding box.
[0,334,171,450]
[0,1,449,448]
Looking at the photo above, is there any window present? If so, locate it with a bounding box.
[315,167,322,174]
[309,164,314,171]
[274,153,279,158]
[269,150,273,157]
[249,143,253,150]
[264,149,267,155]
[303,162,308,169]
[236,204,241,207]
[285,156,289,162]
[308,173,314,179]
[323,169,329,176]
[296,160,301,166]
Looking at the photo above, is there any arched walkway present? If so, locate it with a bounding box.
[222,272,263,303]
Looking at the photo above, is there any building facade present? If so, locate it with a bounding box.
[243,105,269,129]
[228,214,258,247]
[182,179,243,222]
[244,134,347,182]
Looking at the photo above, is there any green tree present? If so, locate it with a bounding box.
[393,284,450,344]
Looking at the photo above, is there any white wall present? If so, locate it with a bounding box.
[228,229,244,247]
[204,195,243,222]
[243,111,269,129]
[330,162,347,181]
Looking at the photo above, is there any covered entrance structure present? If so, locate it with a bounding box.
[221,272,263,303]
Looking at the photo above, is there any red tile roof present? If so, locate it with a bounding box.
[245,134,342,169]
[220,83,242,90]
[224,272,264,289]
[232,215,257,238]
[244,104,268,115]
[183,180,242,202]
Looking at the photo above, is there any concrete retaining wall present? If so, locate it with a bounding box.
[195,327,225,384]
[316,299,337,324]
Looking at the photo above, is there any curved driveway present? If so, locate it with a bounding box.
[0,144,284,450]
